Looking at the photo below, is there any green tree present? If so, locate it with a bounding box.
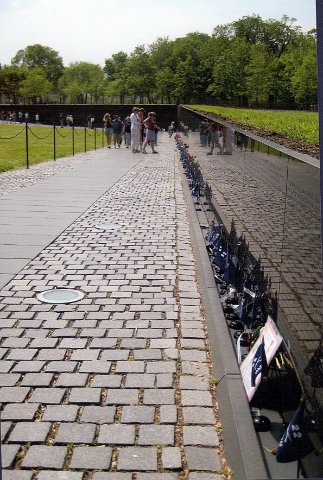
[0,65,26,103]
[11,44,64,85]
[104,51,128,80]
[58,62,106,103]
[208,37,250,105]
[19,68,52,103]
[245,44,275,106]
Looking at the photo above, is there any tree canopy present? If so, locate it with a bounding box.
[0,15,317,108]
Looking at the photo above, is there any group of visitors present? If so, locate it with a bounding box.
[0,111,41,124]
[199,119,234,155]
[59,113,74,127]
[103,107,160,153]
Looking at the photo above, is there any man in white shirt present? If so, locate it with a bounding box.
[130,107,140,153]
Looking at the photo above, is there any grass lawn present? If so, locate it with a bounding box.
[0,123,105,172]
[188,105,319,145]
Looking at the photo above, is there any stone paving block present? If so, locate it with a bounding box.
[156,373,173,388]
[146,361,176,374]
[150,339,176,349]
[162,446,182,469]
[2,403,39,420]
[68,387,101,404]
[101,350,130,361]
[92,474,132,480]
[51,328,79,337]
[181,362,209,376]
[181,390,213,407]
[30,338,58,348]
[138,425,174,445]
[106,389,138,405]
[125,374,155,388]
[137,475,178,480]
[41,403,79,422]
[188,474,222,480]
[134,349,162,360]
[29,388,66,404]
[98,424,135,444]
[185,446,221,471]
[37,472,83,480]
[2,444,21,468]
[144,389,175,405]
[121,406,155,424]
[160,405,177,424]
[181,329,205,339]
[7,349,37,361]
[91,374,122,388]
[8,422,51,443]
[20,373,53,387]
[0,361,14,373]
[183,407,216,425]
[2,471,33,480]
[79,328,106,337]
[1,422,12,441]
[46,361,77,373]
[115,361,145,373]
[81,406,116,424]
[120,338,147,349]
[56,373,88,387]
[89,338,117,349]
[0,387,30,403]
[136,329,163,339]
[2,338,30,348]
[55,423,96,444]
[70,446,112,469]
[70,349,100,361]
[79,361,111,373]
[181,339,205,349]
[180,376,209,391]
[181,350,208,362]
[0,328,24,338]
[37,349,66,361]
[58,338,87,349]
[22,445,67,469]
[183,426,219,446]
[12,361,45,373]
[23,328,50,338]
[118,447,157,471]
[0,374,21,386]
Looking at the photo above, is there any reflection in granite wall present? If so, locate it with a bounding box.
[178,106,322,478]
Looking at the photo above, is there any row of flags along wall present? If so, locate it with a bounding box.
[175,133,322,476]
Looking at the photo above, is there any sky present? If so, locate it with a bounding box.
[0,0,317,67]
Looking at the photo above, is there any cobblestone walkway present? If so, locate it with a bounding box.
[0,142,224,479]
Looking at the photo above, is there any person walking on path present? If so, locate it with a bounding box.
[207,122,223,155]
[103,113,113,148]
[199,119,209,147]
[141,112,159,154]
[112,115,123,148]
[130,107,141,153]
[123,116,131,148]
[59,113,64,128]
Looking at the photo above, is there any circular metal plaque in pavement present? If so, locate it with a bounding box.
[37,288,84,304]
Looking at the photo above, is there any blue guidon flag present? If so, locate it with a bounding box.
[251,337,267,387]
[276,401,314,463]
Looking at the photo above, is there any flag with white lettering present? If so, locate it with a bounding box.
[276,401,314,463]
[251,337,267,387]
